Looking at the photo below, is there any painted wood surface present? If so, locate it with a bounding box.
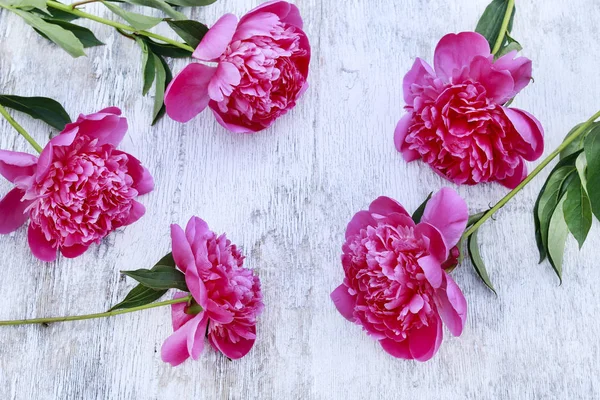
[0,0,599,398]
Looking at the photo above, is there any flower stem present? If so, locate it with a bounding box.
[0,295,192,326]
[462,109,600,239]
[491,0,515,55]
[70,0,100,8]
[46,0,194,52]
[0,104,43,153]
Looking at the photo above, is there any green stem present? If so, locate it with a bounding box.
[0,295,192,326]
[0,104,43,153]
[46,0,194,52]
[491,0,515,55]
[462,109,600,239]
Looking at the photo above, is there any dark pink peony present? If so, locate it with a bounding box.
[395,32,544,188]
[165,0,310,133]
[162,217,264,366]
[0,107,153,262]
[331,188,468,361]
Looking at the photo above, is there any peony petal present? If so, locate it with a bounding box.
[380,338,412,359]
[241,0,303,29]
[185,217,210,259]
[468,55,514,104]
[75,111,127,147]
[414,222,447,262]
[433,32,490,82]
[330,284,355,322]
[435,272,467,337]
[192,13,238,61]
[209,104,259,133]
[161,313,203,366]
[59,243,89,258]
[345,210,376,239]
[209,324,256,359]
[408,315,443,361]
[233,12,281,42]
[493,51,533,95]
[498,158,526,189]
[207,62,241,102]
[421,187,468,248]
[171,292,195,330]
[171,223,195,273]
[368,196,410,218]
[188,313,209,360]
[394,114,420,162]
[417,254,443,289]
[123,200,146,226]
[114,151,154,195]
[207,299,234,324]
[165,63,217,123]
[27,223,57,262]
[0,150,38,183]
[503,107,544,161]
[185,267,208,308]
[403,57,434,105]
[0,188,31,234]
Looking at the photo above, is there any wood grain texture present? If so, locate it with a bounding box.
[1,1,599,399]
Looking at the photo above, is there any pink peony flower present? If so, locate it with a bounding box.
[165,0,310,133]
[331,188,469,361]
[395,32,544,189]
[161,217,264,366]
[0,107,154,262]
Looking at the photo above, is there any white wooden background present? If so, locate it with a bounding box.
[1,1,599,399]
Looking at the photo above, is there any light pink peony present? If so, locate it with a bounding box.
[331,188,468,361]
[0,107,153,262]
[162,217,264,366]
[165,0,310,133]
[395,32,544,188]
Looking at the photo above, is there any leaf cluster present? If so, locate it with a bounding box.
[533,123,600,282]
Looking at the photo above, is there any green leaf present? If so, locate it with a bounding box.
[151,53,167,123]
[167,19,208,48]
[156,252,176,267]
[547,198,569,283]
[102,1,162,30]
[151,56,172,125]
[122,0,186,20]
[35,19,103,48]
[475,0,516,50]
[165,0,216,7]
[411,192,432,223]
[467,230,496,294]
[109,252,176,310]
[584,124,600,220]
[13,9,85,57]
[563,174,592,249]
[537,166,575,260]
[135,38,156,95]
[145,39,192,58]
[495,31,522,58]
[122,265,188,291]
[575,152,588,190]
[467,211,487,227]
[108,284,168,311]
[6,0,47,11]
[560,123,600,160]
[534,152,581,262]
[0,94,71,130]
